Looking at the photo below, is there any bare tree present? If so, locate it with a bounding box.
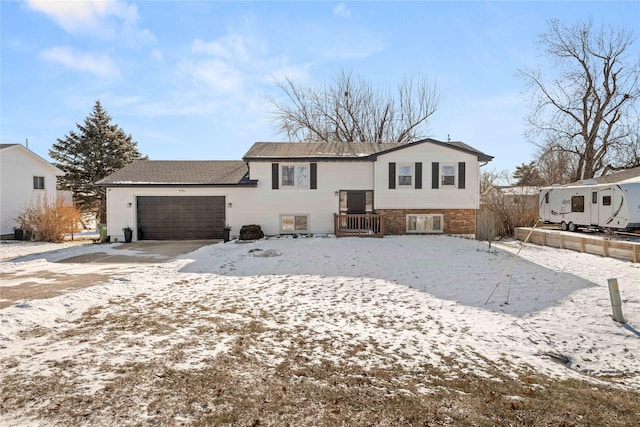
[602,108,640,174]
[535,145,578,185]
[520,19,640,181]
[480,170,540,237]
[267,69,439,143]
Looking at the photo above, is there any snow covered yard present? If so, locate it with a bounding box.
[0,235,639,426]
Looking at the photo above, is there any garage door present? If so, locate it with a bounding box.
[137,196,225,240]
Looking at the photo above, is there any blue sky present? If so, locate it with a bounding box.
[2,1,639,174]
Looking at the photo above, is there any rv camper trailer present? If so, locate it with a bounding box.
[539,181,640,232]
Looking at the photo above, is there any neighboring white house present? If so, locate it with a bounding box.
[97,139,493,242]
[0,144,66,238]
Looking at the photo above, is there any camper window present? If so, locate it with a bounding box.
[602,195,612,206]
[571,195,585,213]
[592,192,597,204]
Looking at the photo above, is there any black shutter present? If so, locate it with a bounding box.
[432,162,439,189]
[389,162,396,189]
[458,162,466,189]
[310,163,317,189]
[272,163,279,189]
[415,162,422,189]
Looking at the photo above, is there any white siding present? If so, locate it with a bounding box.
[106,186,258,241]
[104,142,486,238]
[106,159,372,239]
[0,146,62,235]
[246,161,374,235]
[374,143,481,210]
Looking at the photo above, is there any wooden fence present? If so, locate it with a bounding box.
[334,214,384,238]
[515,227,640,263]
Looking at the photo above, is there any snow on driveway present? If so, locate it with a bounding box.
[1,235,639,391]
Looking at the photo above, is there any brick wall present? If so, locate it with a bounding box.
[376,208,476,235]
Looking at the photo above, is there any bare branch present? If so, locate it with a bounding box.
[519,19,640,180]
[266,69,439,144]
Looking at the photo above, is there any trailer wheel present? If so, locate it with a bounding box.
[560,221,568,231]
[568,222,578,232]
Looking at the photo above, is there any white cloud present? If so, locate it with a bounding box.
[40,46,119,78]
[183,33,267,96]
[178,59,244,94]
[192,34,259,61]
[151,49,164,62]
[332,3,351,19]
[27,0,151,42]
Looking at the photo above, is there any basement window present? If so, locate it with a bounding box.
[281,214,309,233]
[406,214,443,233]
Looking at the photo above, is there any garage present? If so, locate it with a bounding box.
[137,196,225,240]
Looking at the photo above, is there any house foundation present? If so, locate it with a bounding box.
[376,208,477,235]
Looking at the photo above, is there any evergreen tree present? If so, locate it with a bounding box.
[50,100,143,223]
[512,161,544,186]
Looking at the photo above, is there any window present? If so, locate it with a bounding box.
[390,162,422,189]
[33,176,45,190]
[282,164,308,187]
[406,214,443,233]
[441,165,456,186]
[592,192,598,204]
[602,195,612,206]
[398,164,413,187]
[571,195,584,213]
[281,215,308,233]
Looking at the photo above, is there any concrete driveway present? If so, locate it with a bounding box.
[0,240,217,309]
[56,240,217,263]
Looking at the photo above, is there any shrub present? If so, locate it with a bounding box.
[15,196,83,242]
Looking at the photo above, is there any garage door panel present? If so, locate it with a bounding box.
[137,196,225,240]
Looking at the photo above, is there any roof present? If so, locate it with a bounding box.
[97,160,254,186]
[243,138,493,162]
[592,166,640,184]
[0,143,63,175]
[495,185,541,196]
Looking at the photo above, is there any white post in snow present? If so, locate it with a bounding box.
[607,278,625,324]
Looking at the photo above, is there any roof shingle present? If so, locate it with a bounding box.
[243,138,493,162]
[97,160,251,186]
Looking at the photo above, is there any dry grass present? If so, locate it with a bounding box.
[3,353,639,426]
[14,196,82,242]
[2,287,639,426]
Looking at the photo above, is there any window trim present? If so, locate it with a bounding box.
[33,176,45,190]
[440,164,456,187]
[280,163,309,188]
[571,195,585,213]
[397,163,413,188]
[280,214,309,233]
[406,214,444,233]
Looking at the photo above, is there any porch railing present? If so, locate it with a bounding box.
[334,213,384,238]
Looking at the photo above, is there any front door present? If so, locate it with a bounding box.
[590,191,599,225]
[599,189,614,226]
[347,191,366,214]
[541,190,551,221]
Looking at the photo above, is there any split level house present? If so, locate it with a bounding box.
[0,144,70,238]
[97,138,493,242]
